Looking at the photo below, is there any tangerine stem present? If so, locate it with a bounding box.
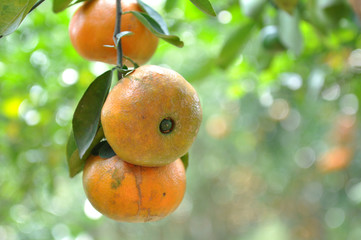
[114,0,123,79]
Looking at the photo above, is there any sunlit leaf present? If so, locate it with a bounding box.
[0,0,37,37]
[278,10,303,55]
[189,0,216,16]
[66,130,77,161]
[240,0,267,18]
[164,0,178,12]
[127,11,184,47]
[217,22,255,69]
[180,152,189,170]
[116,31,134,45]
[137,0,169,34]
[72,70,112,159]
[67,128,105,177]
[52,0,72,13]
[273,0,298,14]
[318,0,341,9]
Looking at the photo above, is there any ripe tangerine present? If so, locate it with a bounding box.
[69,0,159,66]
[83,154,186,222]
[101,65,202,167]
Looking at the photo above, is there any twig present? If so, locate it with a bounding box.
[29,0,46,14]
[113,0,123,79]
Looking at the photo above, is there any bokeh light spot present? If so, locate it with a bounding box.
[61,68,79,86]
[84,199,102,220]
[324,208,345,229]
[268,99,289,120]
[218,10,232,24]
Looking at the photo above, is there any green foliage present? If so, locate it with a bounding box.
[189,0,216,16]
[72,70,112,159]
[180,152,189,170]
[127,11,184,47]
[1,0,361,239]
[52,0,72,13]
[0,0,37,36]
[273,0,298,14]
[218,22,255,69]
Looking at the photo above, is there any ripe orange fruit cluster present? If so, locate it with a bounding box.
[84,65,202,222]
[69,0,202,222]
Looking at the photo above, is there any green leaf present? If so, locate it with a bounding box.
[66,130,77,161]
[127,11,184,47]
[116,31,134,45]
[66,128,105,177]
[273,0,299,14]
[0,0,38,37]
[180,152,189,170]
[72,70,112,159]
[240,0,267,19]
[164,0,178,12]
[136,0,169,34]
[189,0,216,16]
[66,131,83,178]
[217,22,255,69]
[317,0,341,9]
[98,141,116,159]
[52,0,72,13]
[278,10,303,55]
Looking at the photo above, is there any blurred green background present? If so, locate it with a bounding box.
[2,0,361,239]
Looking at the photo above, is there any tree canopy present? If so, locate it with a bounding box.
[1,0,361,239]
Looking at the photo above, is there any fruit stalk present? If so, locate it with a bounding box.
[114,0,123,78]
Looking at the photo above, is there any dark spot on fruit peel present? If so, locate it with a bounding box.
[163,192,166,196]
[111,168,124,189]
[159,117,175,134]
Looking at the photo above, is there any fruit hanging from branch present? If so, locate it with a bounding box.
[101,65,203,167]
[69,0,159,66]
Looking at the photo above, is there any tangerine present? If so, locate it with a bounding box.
[83,154,186,222]
[69,0,159,66]
[101,65,202,167]
[318,146,354,173]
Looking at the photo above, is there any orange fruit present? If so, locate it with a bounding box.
[69,0,159,66]
[318,146,354,173]
[83,154,186,222]
[331,114,356,144]
[101,65,202,167]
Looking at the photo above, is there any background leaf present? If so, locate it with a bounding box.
[52,0,72,13]
[72,70,112,159]
[127,11,184,47]
[217,22,255,69]
[278,10,303,55]
[180,152,189,170]
[164,0,178,12]
[240,0,267,19]
[273,0,299,14]
[189,0,216,16]
[0,0,37,37]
